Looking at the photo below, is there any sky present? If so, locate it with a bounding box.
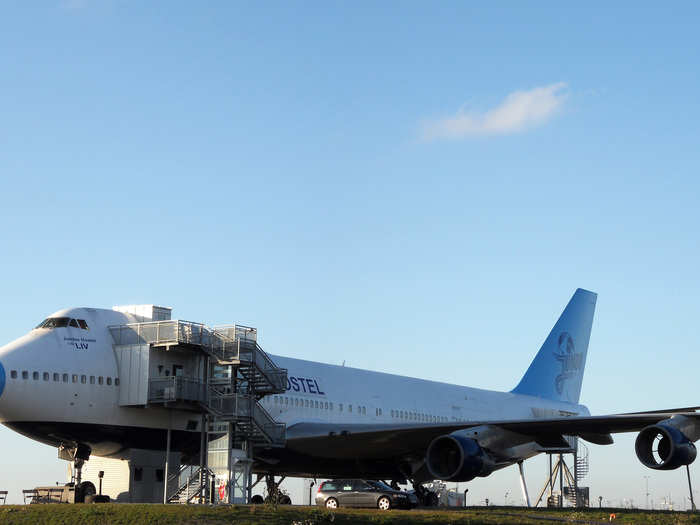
[1,0,699,508]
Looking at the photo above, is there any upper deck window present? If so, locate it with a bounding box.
[35,317,89,330]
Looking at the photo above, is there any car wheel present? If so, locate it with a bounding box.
[251,494,264,504]
[325,497,338,509]
[280,495,292,505]
[378,496,391,510]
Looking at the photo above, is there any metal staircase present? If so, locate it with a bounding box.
[109,320,288,447]
[167,465,214,504]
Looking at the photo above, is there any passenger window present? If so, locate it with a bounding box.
[81,375,86,384]
[98,376,103,385]
[43,372,49,381]
[22,371,28,380]
[115,378,120,386]
[33,372,39,380]
[77,319,88,330]
[69,319,79,328]
[107,377,112,385]
[63,374,69,382]
[90,376,95,385]
[10,370,17,379]
[72,375,78,383]
[53,373,60,382]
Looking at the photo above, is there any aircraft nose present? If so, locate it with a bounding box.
[0,361,5,398]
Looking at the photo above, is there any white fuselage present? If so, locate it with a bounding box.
[0,306,589,465]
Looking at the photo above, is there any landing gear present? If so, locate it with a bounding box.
[412,481,439,507]
[75,481,96,504]
[264,475,291,504]
[59,443,92,503]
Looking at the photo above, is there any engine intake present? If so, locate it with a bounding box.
[635,424,697,470]
[425,434,493,482]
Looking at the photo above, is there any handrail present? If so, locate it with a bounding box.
[110,321,285,391]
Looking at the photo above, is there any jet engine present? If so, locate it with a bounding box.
[425,434,494,482]
[635,423,697,470]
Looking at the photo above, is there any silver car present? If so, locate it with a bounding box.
[315,479,411,510]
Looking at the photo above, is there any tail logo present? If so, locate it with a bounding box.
[553,332,584,395]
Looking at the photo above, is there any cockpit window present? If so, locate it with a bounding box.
[36,317,71,329]
[35,317,89,330]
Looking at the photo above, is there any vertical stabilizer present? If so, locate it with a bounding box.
[511,289,597,404]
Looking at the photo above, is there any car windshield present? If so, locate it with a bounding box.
[366,480,394,491]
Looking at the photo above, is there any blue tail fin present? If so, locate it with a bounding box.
[511,288,597,404]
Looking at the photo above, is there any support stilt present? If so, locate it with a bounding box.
[518,461,531,507]
[163,426,171,504]
[687,465,696,511]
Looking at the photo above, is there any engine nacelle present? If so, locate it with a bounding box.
[635,424,697,470]
[425,434,494,482]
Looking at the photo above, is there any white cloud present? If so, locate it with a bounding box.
[421,82,568,141]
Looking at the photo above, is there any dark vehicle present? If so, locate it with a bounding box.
[315,479,411,510]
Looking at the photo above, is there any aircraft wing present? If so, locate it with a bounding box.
[284,408,700,460]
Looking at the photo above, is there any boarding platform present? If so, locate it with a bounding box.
[108,307,288,504]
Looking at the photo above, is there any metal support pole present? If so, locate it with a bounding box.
[573,449,578,508]
[687,465,696,511]
[199,412,206,504]
[227,421,234,504]
[518,461,531,507]
[549,454,553,498]
[163,426,171,504]
[558,454,564,508]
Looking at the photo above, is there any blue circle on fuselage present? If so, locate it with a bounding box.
[0,362,5,398]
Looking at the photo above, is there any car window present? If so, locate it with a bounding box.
[341,482,354,492]
[321,482,338,491]
[368,480,393,491]
[353,480,370,490]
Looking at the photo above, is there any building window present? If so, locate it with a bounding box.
[53,373,60,382]
[155,469,164,482]
[134,468,143,482]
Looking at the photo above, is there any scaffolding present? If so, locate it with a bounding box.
[109,319,288,503]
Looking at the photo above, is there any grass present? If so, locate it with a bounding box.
[1,504,700,525]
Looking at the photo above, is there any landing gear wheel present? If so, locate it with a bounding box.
[75,481,96,503]
[279,494,292,505]
[325,497,338,509]
[378,496,391,510]
[251,495,264,504]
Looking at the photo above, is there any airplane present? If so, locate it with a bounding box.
[0,288,698,505]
